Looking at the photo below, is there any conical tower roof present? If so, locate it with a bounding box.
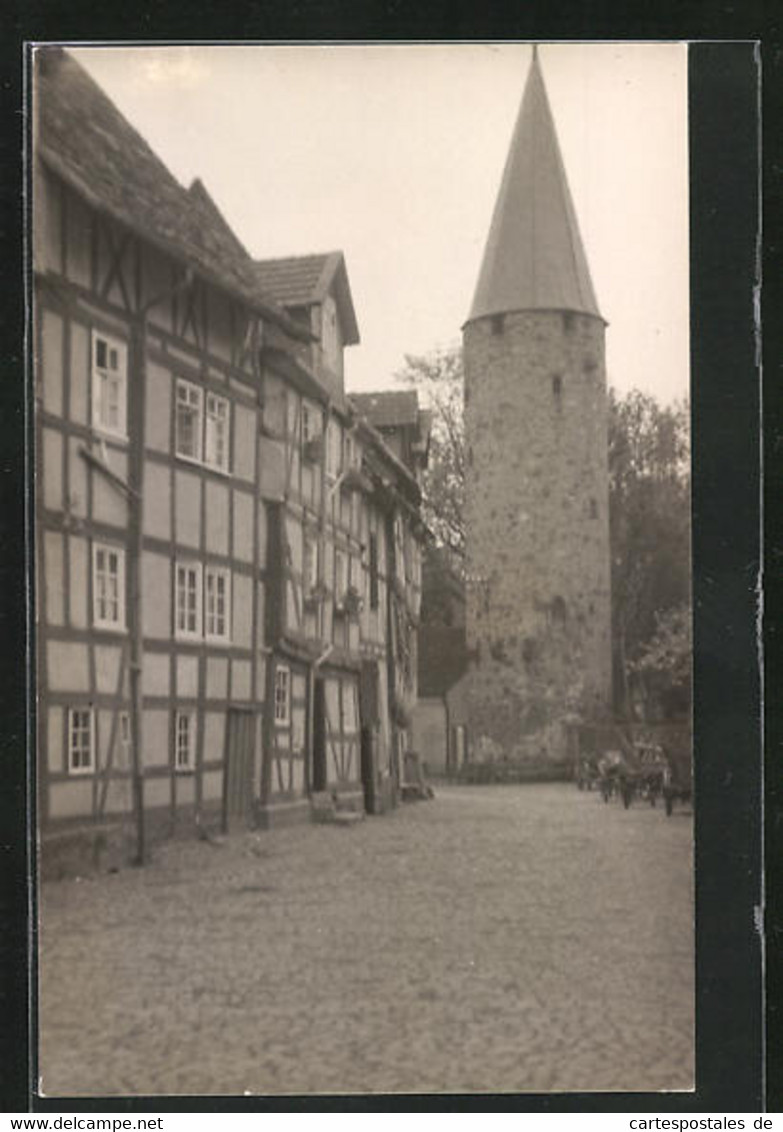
[467,49,602,324]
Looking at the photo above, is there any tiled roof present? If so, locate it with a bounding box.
[468,50,602,324]
[350,390,420,429]
[418,626,469,697]
[35,48,311,341]
[252,254,335,307]
[252,252,360,346]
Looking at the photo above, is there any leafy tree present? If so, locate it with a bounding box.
[629,604,692,720]
[608,389,691,717]
[395,348,466,561]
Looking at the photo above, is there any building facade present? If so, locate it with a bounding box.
[33,48,425,855]
[461,50,612,768]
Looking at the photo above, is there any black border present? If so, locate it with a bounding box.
[2,18,768,1115]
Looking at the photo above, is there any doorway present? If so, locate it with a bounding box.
[360,726,376,813]
[223,708,255,832]
[312,676,327,792]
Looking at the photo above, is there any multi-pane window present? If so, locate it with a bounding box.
[205,393,230,472]
[175,562,202,638]
[175,711,195,772]
[175,379,203,461]
[92,542,125,629]
[175,562,232,642]
[205,567,231,641]
[68,707,94,774]
[274,666,290,725]
[91,331,127,437]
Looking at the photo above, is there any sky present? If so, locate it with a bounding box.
[70,43,689,404]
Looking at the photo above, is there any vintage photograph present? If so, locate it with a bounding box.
[32,42,692,1095]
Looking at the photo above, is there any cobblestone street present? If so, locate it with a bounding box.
[39,785,694,1097]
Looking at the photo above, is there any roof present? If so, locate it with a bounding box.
[35,48,311,342]
[252,251,360,345]
[418,626,469,697]
[187,177,249,261]
[350,390,420,429]
[467,49,602,325]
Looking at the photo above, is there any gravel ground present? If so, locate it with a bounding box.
[38,784,694,1097]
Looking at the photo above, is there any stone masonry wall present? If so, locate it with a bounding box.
[462,310,612,763]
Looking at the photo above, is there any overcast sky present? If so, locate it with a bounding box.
[70,43,689,404]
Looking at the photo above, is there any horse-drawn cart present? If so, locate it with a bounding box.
[596,742,668,808]
[661,742,692,815]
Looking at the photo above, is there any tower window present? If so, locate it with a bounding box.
[589,498,598,519]
[491,313,505,336]
[552,375,562,399]
[551,596,567,625]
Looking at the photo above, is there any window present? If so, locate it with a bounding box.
[344,432,360,471]
[322,296,339,369]
[326,420,341,479]
[93,542,125,629]
[68,707,94,774]
[552,375,563,398]
[91,330,127,437]
[274,666,290,725]
[205,566,231,641]
[175,379,203,461]
[205,392,230,472]
[175,711,195,772]
[301,401,320,444]
[334,549,347,602]
[175,562,232,641]
[369,533,379,610]
[304,538,319,592]
[175,562,202,638]
[341,680,357,734]
[394,514,406,583]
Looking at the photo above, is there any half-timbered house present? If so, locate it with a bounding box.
[33,48,426,860]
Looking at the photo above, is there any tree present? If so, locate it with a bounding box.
[629,603,692,719]
[395,348,466,561]
[608,389,691,717]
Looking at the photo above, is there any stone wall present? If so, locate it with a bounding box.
[462,309,612,763]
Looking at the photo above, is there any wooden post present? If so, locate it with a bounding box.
[127,316,148,865]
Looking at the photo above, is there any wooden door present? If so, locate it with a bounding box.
[312,677,327,792]
[361,726,376,813]
[223,709,255,832]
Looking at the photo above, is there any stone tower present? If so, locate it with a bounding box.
[462,48,612,765]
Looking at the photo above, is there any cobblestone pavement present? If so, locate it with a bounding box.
[39,784,694,1097]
